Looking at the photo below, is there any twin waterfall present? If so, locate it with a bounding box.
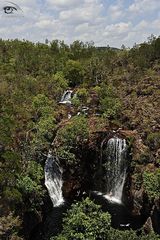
[45,151,64,207]
[103,138,127,204]
[45,138,127,207]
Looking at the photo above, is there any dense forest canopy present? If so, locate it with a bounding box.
[0,35,160,239]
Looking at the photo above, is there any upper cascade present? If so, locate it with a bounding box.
[59,90,73,104]
[45,151,64,207]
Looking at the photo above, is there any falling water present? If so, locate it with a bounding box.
[59,90,72,104]
[103,137,127,204]
[45,151,64,207]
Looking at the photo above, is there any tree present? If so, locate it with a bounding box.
[98,84,122,118]
[146,132,160,150]
[48,72,68,100]
[52,198,111,240]
[56,116,89,148]
[143,169,160,200]
[30,94,56,155]
[64,60,85,87]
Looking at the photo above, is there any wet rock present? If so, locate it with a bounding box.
[23,211,42,240]
[132,188,144,215]
[63,180,81,199]
[143,217,153,233]
[151,203,160,234]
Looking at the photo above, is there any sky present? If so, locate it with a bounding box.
[0,0,160,47]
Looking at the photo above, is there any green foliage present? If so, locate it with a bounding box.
[71,88,89,107]
[138,151,151,165]
[64,60,85,87]
[107,229,138,240]
[52,198,111,240]
[17,176,42,195]
[3,187,22,204]
[100,96,121,118]
[0,111,15,144]
[55,116,88,166]
[143,169,160,200]
[140,232,160,240]
[71,95,81,108]
[32,94,54,115]
[107,229,160,240]
[30,94,56,153]
[0,212,22,240]
[97,84,122,118]
[146,132,160,150]
[76,88,89,103]
[56,116,89,148]
[56,146,77,165]
[0,151,22,205]
[51,198,160,240]
[0,36,160,238]
[16,160,44,205]
[48,72,68,100]
[26,160,44,182]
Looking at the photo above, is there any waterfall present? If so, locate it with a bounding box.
[103,137,127,204]
[59,90,72,104]
[45,151,64,207]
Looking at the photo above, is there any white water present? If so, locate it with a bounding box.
[59,90,72,104]
[94,137,127,204]
[45,151,64,207]
[104,138,127,204]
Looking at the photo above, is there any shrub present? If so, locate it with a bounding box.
[56,116,89,148]
[17,161,44,199]
[96,84,122,118]
[146,132,160,150]
[64,60,85,87]
[100,96,121,118]
[56,146,77,166]
[143,169,160,200]
[52,198,111,240]
[76,88,89,103]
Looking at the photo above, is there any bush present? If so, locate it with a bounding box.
[100,96,121,118]
[143,169,160,200]
[76,88,89,103]
[56,146,77,166]
[146,132,160,150]
[52,198,111,240]
[96,84,122,118]
[71,95,81,108]
[64,60,84,87]
[17,161,44,199]
[51,198,160,240]
[56,116,89,148]
[48,72,68,100]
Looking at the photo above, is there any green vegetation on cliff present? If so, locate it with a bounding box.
[52,198,160,240]
[0,35,160,239]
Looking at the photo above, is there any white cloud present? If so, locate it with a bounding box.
[75,23,89,33]
[35,19,57,29]
[0,0,159,47]
[59,0,103,24]
[108,3,124,21]
[104,22,132,37]
[129,0,160,14]
[46,0,84,9]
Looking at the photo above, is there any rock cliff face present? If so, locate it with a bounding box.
[50,123,159,233]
